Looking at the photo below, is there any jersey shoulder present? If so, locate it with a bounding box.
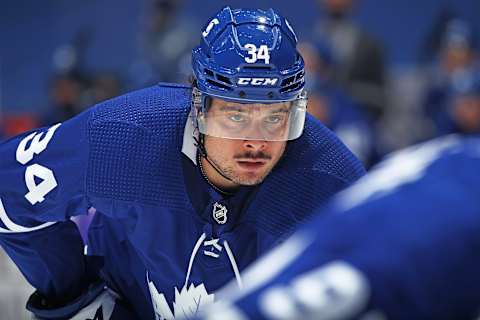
[86,84,192,206]
[287,114,366,183]
[89,83,191,129]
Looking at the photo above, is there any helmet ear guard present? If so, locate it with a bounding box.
[191,7,307,141]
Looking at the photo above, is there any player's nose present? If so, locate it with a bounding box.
[243,139,267,152]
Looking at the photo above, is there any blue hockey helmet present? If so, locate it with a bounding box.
[191,7,307,141]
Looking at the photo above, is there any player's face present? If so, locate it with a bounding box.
[452,95,480,132]
[201,98,288,190]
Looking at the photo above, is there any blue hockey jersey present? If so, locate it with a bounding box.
[201,135,480,320]
[0,83,364,319]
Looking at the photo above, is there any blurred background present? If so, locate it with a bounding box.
[1,0,480,317]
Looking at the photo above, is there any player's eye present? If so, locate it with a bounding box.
[228,113,247,122]
[264,115,284,124]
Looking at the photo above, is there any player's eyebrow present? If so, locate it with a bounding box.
[268,106,290,114]
[217,103,291,115]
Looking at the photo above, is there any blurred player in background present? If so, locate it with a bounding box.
[42,72,87,126]
[131,0,199,86]
[200,134,480,320]
[299,40,376,167]
[313,0,386,121]
[422,19,479,138]
[436,69,480,136]
[0,7,364,320]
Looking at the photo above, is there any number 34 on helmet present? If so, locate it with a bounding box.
[192,6,307,142]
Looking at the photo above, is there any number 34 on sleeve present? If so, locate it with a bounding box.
[15,123,62,205]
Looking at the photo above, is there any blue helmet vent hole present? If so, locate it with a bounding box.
[216,74,232,84]
[281,75,295,87]
[204,69,214,77]
[206,79,232,91]
[280,81,302,93]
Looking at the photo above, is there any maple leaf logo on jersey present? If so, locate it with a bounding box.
[148,279,215,320]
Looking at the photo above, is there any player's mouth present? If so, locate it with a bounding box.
[236,159,267,171]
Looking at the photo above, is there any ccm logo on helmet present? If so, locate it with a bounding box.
[237,78,278,86]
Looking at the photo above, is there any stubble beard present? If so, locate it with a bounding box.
[209,155,274,186]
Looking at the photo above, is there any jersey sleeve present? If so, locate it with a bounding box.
[0,109,96,303]
[0,109,91,228]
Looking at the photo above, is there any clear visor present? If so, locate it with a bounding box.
[193,88,307,141]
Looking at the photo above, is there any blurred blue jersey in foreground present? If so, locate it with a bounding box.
[201,134,480,320]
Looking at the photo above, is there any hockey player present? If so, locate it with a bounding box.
[200,134,480,320]
[0,7,364,320]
